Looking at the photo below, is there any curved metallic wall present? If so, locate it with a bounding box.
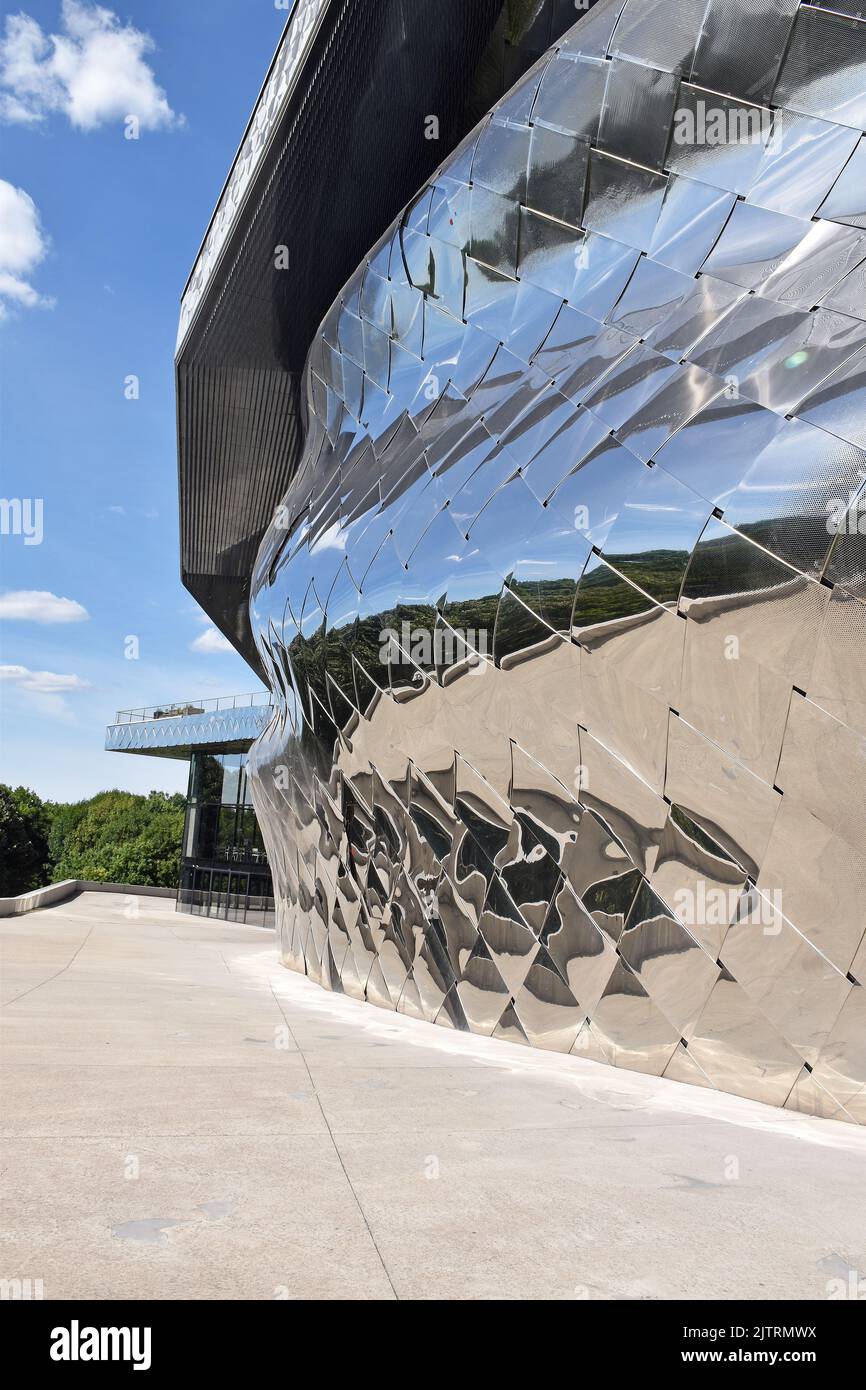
[248,0,866,1124]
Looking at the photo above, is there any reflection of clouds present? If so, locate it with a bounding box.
[311,523,347,551]
[242,0,866,1123]
[735,481,825,494]
[624,503,683,513]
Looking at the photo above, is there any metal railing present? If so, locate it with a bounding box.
[218,845,269,866]
[113,692,271,724]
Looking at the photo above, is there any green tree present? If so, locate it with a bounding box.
[0,784,49,895]
[11,784,51,872]
[52,790,186,888]
[0,784,186,895]
[45,798,90,870]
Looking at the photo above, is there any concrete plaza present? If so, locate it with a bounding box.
[1,892,864,1300]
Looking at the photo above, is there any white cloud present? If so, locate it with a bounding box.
[0,1,180,130]
[1,662,88,693]
[0,179,53,317]
[0,589,89,623]
[191,626,235,654]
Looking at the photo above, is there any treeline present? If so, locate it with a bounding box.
[0,785,186,897]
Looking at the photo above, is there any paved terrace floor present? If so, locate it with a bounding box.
[1,891,865,1301]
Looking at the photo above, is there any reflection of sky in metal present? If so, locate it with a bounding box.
[248,0,866,1126]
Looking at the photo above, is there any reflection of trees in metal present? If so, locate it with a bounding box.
[248,0,866,1124]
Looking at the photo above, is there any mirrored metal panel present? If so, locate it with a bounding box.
[239,0,866,1125]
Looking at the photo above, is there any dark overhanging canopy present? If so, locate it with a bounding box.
[175,0,588,678]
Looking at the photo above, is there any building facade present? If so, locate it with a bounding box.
[106,696,275,927]
[172,0,866,1124]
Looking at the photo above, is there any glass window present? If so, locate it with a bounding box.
[209,871,229,916]
[241,759,256,806]
[180,748,272,927]
[229,872,246,921]
[183,804,197,858]
[178,864,195,909]
[193,867,211,915]
[217,805,239,859]
[220,754,244,806]
[190,753,224,804]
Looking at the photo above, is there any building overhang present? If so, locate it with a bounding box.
[105,699,273,760]
[174,0,568,676]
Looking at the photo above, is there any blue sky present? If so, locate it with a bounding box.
[0,0,288,800]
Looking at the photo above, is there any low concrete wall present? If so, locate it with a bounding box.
[0,880,176,918]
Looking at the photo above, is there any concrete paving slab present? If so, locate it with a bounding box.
[1,1134,395,1300]
[2,891,865,1301]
